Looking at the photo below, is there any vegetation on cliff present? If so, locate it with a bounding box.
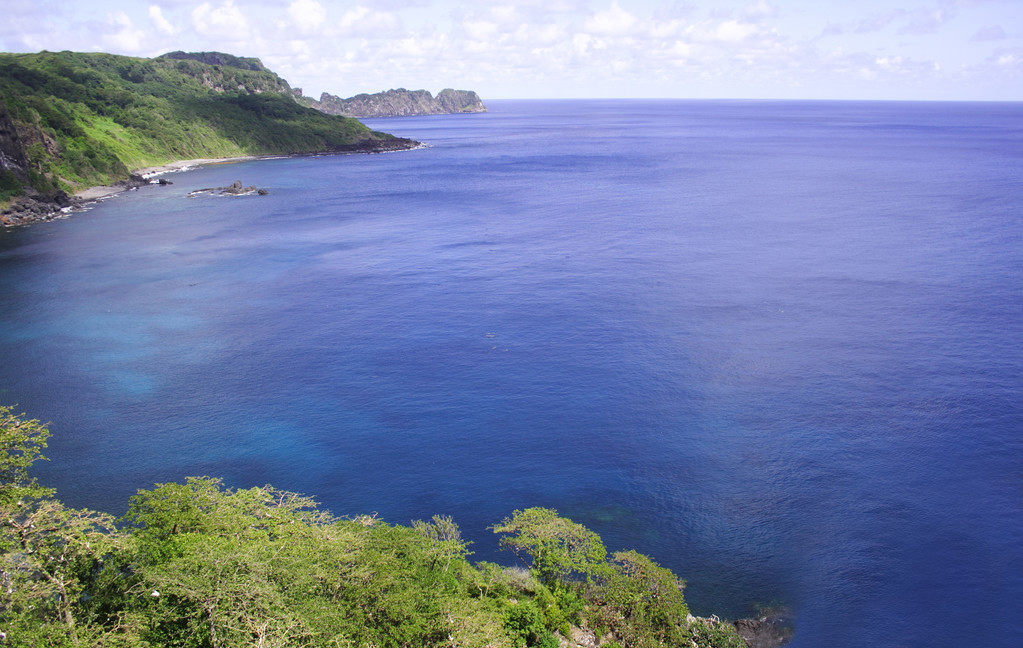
[0,407,756,648]
[0,50,416,205]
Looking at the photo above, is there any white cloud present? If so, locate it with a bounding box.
[1,0,1018,100]
[572,33,606,56]
[648,19,686,40]
[490,6,521,24]
[102,11,145,52]
[875,55,903,70]
[585,2,638,36]
[337,6,402,37]
[744,0,777,20]
[192,1,251,41]
[667,40,692,59]
[521,23,564,47]
[463,19,499,42]
[288,0,327,33]
[712,20,759,43]
[148,5,176,36]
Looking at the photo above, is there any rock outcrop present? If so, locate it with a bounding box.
[1,98,73,226]
[307,88,487,118]
[187,180,268,197]
[159,51,266,72]
[0,100,28,180]
[435,89,487,114]
[733,611,795,648]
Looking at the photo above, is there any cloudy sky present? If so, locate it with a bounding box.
[1,0,1020,100]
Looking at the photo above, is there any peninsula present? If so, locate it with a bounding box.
[0,50,422,226]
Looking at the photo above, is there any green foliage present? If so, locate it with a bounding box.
[0,169,23,202]
[120,478,513,647]
[588,550,692,647]
[0,405,55,505]
[0,408,130,647]
[0,498,127,646]
[492,507,609,585]
[504,599,559,647]
[0,50,404,195]
[0,407,761,648]
[688,618,750,648]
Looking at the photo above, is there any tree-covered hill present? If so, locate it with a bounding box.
[0,50,417,209]
[0,407,789,648]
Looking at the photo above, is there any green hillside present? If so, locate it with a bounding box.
[0,50,415,203]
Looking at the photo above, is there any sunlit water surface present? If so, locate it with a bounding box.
[1,100,1021,647]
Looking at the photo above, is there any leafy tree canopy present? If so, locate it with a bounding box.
[492,507,609,584]
[0,405,54,506]
[0,408,755,648]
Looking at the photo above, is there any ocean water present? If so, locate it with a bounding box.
[1,100,1021,646]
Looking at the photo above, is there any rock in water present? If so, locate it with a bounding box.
[187,180,268,197]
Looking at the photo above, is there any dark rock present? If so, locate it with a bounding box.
[0,99,29,179]
[733,611,795,648]
[118,174,149,191]
[187,180,268,198]
[1,195,68,226]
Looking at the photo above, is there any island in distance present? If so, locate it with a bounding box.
[300,87,487,118]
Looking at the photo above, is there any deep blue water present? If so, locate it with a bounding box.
[1,100,1022,646]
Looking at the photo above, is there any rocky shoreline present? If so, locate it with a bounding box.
[1,138,420,228]
[558,610,793,648]
[0,175,147,228]
[1,163,224,228]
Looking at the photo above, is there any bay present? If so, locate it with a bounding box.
[1,100,1021,647]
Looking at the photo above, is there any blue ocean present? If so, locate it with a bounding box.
[1,100,1021,647]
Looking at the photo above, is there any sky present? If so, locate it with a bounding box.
[0,0,1020,101]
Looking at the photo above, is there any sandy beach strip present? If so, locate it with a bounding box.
[73,156,261,201]
[133,156,261,179]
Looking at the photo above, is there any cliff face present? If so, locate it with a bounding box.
[0,99,28,181]
[160,51,266,72]
[156,51,293,95]
[436,89,487,114]
[308,88,487,118]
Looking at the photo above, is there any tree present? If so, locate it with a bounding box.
[588,550,692,647]
[0,498,127,646]
[412,514,471,572]
[491,508,608,585]
[0,406,130,647]
[0,406,55,506]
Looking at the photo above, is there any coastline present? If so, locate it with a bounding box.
[73,156,263,202]
[0,156,264,228]
[2,137,421,228]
